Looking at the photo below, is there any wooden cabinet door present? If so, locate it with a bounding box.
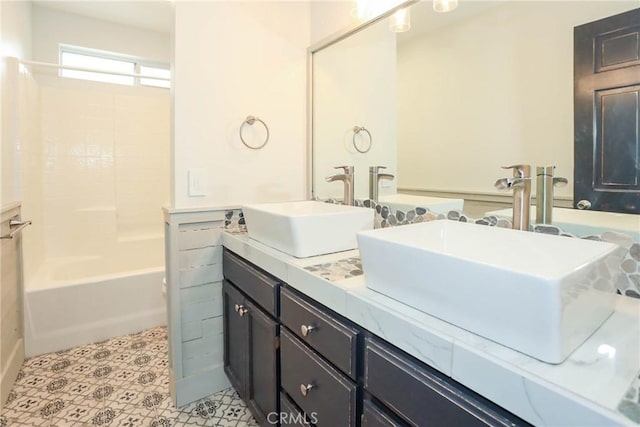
[574,8,640,213]
[245,299,279,425]
[223,280,248,398]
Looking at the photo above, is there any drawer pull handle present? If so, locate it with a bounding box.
[234,304,248,317]
[300,325,315,337]
[300,383,313,397]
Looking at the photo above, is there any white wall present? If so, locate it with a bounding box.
[313,19,398,200]
[31,5,170,64]
[1,1,32,206]
[172,1,310,208]
[397,1,638,199]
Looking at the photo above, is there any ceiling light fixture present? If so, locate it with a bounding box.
[389,7,411,33]
[433,0,458,13]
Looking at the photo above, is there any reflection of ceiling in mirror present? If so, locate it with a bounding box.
[397,1,502,43]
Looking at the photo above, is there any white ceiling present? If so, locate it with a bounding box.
[32,0,173,34]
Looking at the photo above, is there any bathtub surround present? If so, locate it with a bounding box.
[0,326,258,426]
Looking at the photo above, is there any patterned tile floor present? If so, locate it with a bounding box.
[0,327,258,427]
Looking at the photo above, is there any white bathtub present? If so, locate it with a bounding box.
[24,236,167,357]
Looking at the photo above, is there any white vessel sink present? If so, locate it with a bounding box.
[378,194,464,214]
[242,201,374,258]
[357,220,621,363]
[487,207,639,240]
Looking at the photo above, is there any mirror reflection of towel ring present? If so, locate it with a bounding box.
[240,116,269,149]
[352,126,372,153]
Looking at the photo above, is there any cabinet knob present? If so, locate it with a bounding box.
[300,383,313,397]
[300,325,315,337]
[234,304,248,317]
[576,199,591,210]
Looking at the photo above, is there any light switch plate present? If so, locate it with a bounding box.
[188,169,205,197]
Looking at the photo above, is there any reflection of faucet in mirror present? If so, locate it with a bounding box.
[326,166,355,206]
[369,166,395,203]
[536,166,568,225]
[494,165,532,231]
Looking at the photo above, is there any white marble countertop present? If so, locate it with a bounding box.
[222,231,640,426]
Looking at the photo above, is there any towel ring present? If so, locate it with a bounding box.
[352,126,372,153]
[240,116,269,150]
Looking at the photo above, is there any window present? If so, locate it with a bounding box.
[139,65,171,89]
[59,45,170,88]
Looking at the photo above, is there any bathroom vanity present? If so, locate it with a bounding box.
[221,229,640,426]
[223,248,529,426]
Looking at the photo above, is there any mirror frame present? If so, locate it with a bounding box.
[306,0,418,199]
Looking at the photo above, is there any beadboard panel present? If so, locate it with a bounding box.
[178,246,223,270]
[164,208,231,408]
[178,225,222,251]
[182,316,224,343]
[179,265,223,289]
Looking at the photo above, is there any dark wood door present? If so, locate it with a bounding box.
[574,8,640,213]
[245,299,279,425]
[223,280,248,398]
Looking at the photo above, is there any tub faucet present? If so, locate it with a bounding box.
[494,164,532,231]
[369,166,395,203]
[326,166,355,206]
[536,166,568,225]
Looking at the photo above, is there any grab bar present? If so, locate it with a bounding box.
[1,218,32,239]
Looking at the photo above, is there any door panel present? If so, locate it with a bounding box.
[574,8,640,213]
[246,299,279,425]
[223,280,247,398]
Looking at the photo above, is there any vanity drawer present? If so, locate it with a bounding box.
[362,399,408,427]
[281,329,357,427]
[280,392,312,426]
[223,249,279,316]
[364,338,530,427]
[280,286,359,379]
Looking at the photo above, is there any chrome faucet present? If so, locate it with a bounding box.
[326,166,355,206]
[369,166,395,203]
[535,166,568,225]
[494,164,532,231]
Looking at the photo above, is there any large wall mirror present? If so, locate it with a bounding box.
[310,0,639,216]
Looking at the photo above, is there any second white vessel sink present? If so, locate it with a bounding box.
[242,200,374,258]
[357,220,621,363]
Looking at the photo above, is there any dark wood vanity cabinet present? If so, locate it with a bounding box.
[363,337,530,427]
[279,286,360,427]
[223,250,530,427]
[223,250,280,426]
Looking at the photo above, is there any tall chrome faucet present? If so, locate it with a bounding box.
[494,164,532,231]
[369,166,395,203]
[536,166,568,225]
[326,166,355,206]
